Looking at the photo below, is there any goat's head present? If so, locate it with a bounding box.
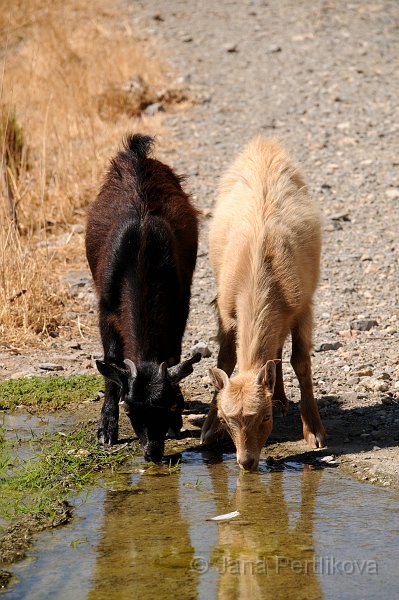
[209,360,279,471]
[96,353,201,462]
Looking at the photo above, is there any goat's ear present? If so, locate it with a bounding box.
[96,360,130,389]
[209,367,229,391]
[255,359,280,391]
[167,353,201,384]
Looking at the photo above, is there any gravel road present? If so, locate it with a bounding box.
[2,0,398,485]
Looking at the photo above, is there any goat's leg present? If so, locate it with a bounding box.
[98,308,123,445]
[98,379,120,445]
[291,308,326,448]
[201,327,236,445]
[272,347,289,417]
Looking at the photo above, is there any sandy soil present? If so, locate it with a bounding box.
[1,0,398,487]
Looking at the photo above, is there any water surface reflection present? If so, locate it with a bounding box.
[5,451,399,599]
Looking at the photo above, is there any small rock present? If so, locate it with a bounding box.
[75,449,90,457]
[70,223,85,234]
[378,372,391,381]
[372,430,385,440]
[353,368,373,377]
[185,414,205,427]
[191,342,212,358]
[318,455,339,464]
[341,391,358,402]
[315,341,343,352]
[68,341,82,350]
[267,44,282,53]
[331,211,350,221]
[39,364,64,371]
[144,102,164,115]
[350,319,378,331]
[224,43,238,53]
[62,271,91,296]
[374,381,389,392]
[201,208,212,218]
[385,188,399,199]
[338,329,359,337]
[384,326,397,335]
[10,371,35,379]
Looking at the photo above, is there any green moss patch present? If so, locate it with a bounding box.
[0,375,103,410]
[0,428,132,522]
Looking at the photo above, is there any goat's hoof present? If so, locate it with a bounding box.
[97,427,118,445]
[304,428,327,449]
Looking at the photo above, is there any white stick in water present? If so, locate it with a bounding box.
[208,510,240,521]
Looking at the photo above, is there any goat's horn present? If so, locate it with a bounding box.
[167,353,202,382]
[124,359,137,378]
[159,362,167,377]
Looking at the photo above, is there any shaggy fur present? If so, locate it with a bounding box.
[86,134,200,461]
[202,137,326,469]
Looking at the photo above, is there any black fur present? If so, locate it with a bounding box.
[86,134,199,460]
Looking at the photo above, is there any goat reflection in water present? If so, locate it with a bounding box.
[208,462,323,600]
[88,459,322,600]
[87,469,198,600]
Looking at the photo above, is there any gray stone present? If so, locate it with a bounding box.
[191,342,212,358]
[224,43,238,53]
[70,223,85,234]
[386,188,399,199]
[315,341,343,352]
[350,319,378,331]
[267,44,282,53]
[144,102,164,115]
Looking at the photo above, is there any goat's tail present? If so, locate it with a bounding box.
[123,134,154,160]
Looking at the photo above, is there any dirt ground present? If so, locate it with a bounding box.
[1,0,398,487]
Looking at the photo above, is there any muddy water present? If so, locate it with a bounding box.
[2,412,73,450]
[3,448,399,600]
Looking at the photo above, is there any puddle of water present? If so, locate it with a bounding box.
[3,449,399,600]
[1,411,74,467]
[2,412,73,443]
[0,412,76,530]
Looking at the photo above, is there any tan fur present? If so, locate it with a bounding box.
[201,137,326,468]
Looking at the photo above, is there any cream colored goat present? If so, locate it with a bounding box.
[201,137,326,470]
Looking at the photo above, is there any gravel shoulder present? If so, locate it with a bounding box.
[1,0,398,487]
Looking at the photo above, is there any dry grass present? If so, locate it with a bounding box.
[0,0,186,346]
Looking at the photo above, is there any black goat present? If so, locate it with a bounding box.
[85,134,200,461]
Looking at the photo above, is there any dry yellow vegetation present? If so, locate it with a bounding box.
[0,0,176,346]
